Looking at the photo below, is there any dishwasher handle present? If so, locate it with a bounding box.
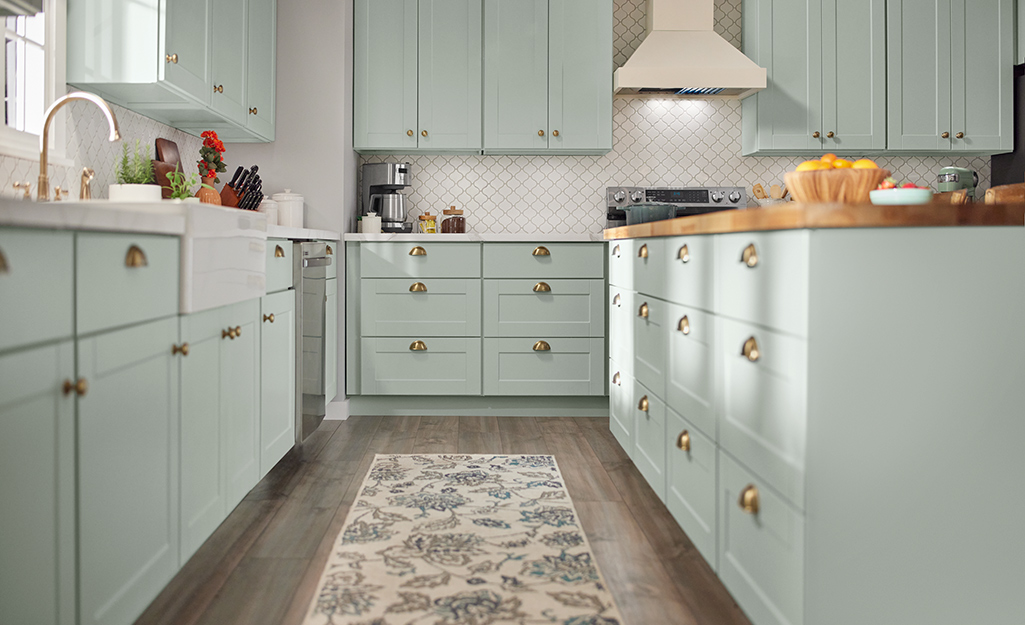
[302,257,332,268]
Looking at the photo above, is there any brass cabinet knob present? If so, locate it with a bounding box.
[251,107,259,115]
[533,340,552,351]
[214,84,223,93]
[677,430,691,452]
[553,130,560,137]
[612,372,621,386]
[125,245,148,268]
[678,316,690,335]
[223,328,237,340]
[407,130,414,137]
[638,244,648,259]
[234,326,241,337]
[638,395,649,412]
[612,244,621,257]
[741,243,758,268]
[172,343,190,356]
[612,293,621,306]
[812,131,820,138]
[638,302,649,318]
[538,130,545,137]
[739,484,760,514]
[410,340,427,351]
[533,281,552,292]
[165,53,178,64]
[421,130,428,137]
[410,282,428,292]
[62,378,88,397]
[532,246,551,256]
[679,244,690,263]
[274,245,285,258]
[956,132,965,139]
[409,246,427,256]
[0,248,8,274]
[742,336,760,362]
[826,131,835,138]
[263,314,275,323]
[941,132,950,139]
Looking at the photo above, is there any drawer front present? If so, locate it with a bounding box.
[608,287,634,365]
[666,302,716,440]
[266,239,293,293]
[720,317,807,510]
[664,235,714,310]
[633,295,667,398]
[482,243,604,279]
[666,407,717,570]
[362,279,482,337]
[483,337,604,396]
[608,359,633,455]
[608,239,630,288]
[323,241,338,279]
[361,337,481,395]
[608,238,664,296]
[0,229,74,353]
[484,279,604,337]
[76,233,179,335]
[632,380,666,501]
[718,451,805,625]
[361,242,481,278]
[717,231,809,337]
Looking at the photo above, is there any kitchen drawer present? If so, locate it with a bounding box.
[0,229,74,353]
[608,238,664,297]
[664,235,713,311]
[76,232,179,335]
[632,380,666,501]
[362,279,482,337]
[360,242,481,278]
[666,407,717,570]
[717,230,809,337]
[633,295,667,399]
[361,337,481,395]
[720,316,807,510]
[323,241,338,279]
[483,337,604,396]
[608,287,634,365]
[718,450,805,625]
[608,359,633,455]
[482,243,604,279]
[484,279,604,337]
[266,239,293,293]
[666,302,716,440]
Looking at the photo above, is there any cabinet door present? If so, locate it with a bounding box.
[246,0,277,139]
[261,290,296,474]
[324,279,339,402]
[210,0,248,123]
[887,0,952,150]
[164,0,212,104]
[821,0,886,151]
[78,318,179,625]
[632,380,666,501]
[221,300,261,511]
[548,0,612,152]
[608,362,633,455]
[354,0,419,150]
[484,0,549,151]
[418,0,482,150]
[179,307,225,564]
[632,296,667,399]
[666,407,717,570]
[0,342,75,625]
[950,0,1014,152]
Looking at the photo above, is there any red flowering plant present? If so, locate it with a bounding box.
[198,130,227,183]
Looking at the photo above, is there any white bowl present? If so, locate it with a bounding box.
[869,188,933,205]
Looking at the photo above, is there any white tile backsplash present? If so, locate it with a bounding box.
[362,0,992,235]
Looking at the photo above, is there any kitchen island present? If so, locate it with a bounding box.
[603,203,1023,625]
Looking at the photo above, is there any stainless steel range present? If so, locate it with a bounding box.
[606,186,747,228]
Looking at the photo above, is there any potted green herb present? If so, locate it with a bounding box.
[109,139,161,202]
[162,164,213,203]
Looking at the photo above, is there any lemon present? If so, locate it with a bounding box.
[796,160,827,172]
[820,153,838,165]
[832,158,853,169]
[852,159,879,169]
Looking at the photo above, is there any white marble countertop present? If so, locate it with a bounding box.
[343,232,604,242]
[268,224,341,240]
[0,198,188,235]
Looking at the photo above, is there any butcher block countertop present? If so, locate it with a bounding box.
[603,203,1025,240]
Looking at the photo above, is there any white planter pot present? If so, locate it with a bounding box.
[108,183,162,203]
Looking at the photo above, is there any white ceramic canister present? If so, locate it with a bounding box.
[271,189,304,228]
[362,212,382,234]
[258,198,279,226]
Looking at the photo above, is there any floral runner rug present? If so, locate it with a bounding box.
[302,454,624,625]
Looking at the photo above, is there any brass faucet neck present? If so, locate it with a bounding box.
[38,91,121,201]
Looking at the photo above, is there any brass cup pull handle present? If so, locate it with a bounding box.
[532,246,551,256]
[638,244,648,259]
[553,130,560,137]
[407,130,414,137]
[172,343,190,356]
[410,282,428,292]
[62,378,88,397]
[263,314,275,323]
[166,53,178,64]
[742,337,760,362]
[410,340,427,351]
[741,243,758,268]
[421,130,428,137]
[612,293,621,307]
[0,248,8,274]
[679,316,690,335]
[677,430,691,452]
[638,302,649,318]
[679,244,690,263]
[533,340,551,351]
[638,396,649,412]
[612,244,621,257]
[410,246,427,256]
[826,131,835,138]
[533,281,552,293]
[812,131,820,138]
[125,245,148,268]
[326,245,333,255]
[941,132,950,139]
[739,484,760,514]
[274,245,286,258]
[612,372,621,386]
[956,132,965,139]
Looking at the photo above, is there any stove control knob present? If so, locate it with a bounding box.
[613,190,627,203]
[728,191,741,204]
[630,190,645,203]
[711,191,724,203]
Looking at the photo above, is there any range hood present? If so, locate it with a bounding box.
[614,0,766,99]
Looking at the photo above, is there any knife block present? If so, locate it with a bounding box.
[220,184,240,208]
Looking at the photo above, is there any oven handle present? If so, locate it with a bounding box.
[302,257,332,268]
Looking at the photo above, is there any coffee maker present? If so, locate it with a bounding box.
[361,162,413,232]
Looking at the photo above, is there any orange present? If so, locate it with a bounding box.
[796,160,828,172]
[820,153,838,165]
[852,159,879,169]
[832,158,853,169]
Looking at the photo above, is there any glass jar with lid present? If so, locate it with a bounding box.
[441,206,466,233]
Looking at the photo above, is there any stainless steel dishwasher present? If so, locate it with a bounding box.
[294,241,332,444]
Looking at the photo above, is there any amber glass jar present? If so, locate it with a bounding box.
[441,206,466,233]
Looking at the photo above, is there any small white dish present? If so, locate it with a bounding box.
[869,188,933,205]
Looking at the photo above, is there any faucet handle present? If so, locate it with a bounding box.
[80,168,95,200]
[53,186,66,201]
[13,182,31,200]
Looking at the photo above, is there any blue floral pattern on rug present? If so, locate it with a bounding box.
[303,454,623,625]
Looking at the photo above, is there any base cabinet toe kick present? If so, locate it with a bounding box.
[607,226,1025,625]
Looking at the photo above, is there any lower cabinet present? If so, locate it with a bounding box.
[0,342,75,625]
[361,337,482,395]
[260,290,296,474]
[632,380,666,501]
[607,360,633,455]
[77,318,180,625]
[665,408,718,569]
[482,337,605,395]
[221,300,261,510]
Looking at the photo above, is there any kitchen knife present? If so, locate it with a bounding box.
[235,168,252,194]
[228,166,244,189]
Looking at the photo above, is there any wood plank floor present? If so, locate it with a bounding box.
[135,417,751,625]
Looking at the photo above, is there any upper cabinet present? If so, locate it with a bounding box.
[743,0,1013,155]
[67,0,277,143]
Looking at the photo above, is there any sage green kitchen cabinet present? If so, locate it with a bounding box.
[0,342,75,625]
[362,337,482,395]
[210,0,248,125]
[0,229,74,354]
[608,362,633,455]
[260,290,296,474]
[221,299,261,510]
[483,279,604,338]
[245,0,277,140]
[325,279,339,402]
[362,279,483,337]
[482,337,605,395]
[483,0,612,154]
[354,0,482,153]
[666,407,717,570]
[77,317,180,625]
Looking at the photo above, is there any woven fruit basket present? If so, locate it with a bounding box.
[783,168,891,204]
